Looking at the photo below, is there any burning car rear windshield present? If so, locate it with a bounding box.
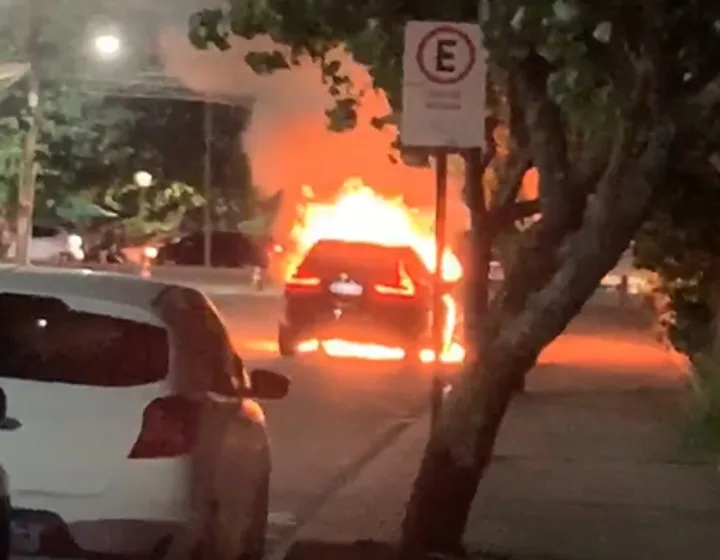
[298,240,426,282]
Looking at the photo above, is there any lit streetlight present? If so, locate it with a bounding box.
[92,33,122,59]
[134,170,153,188]
[15,17,127,265]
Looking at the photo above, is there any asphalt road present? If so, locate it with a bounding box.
[14,291,682,559]
[210,293,685,553]
[212,294,435,546]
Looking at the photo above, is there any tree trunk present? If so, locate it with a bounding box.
[464,148,490,355]
[399,357,522,559]
[400,118,675,559]
[399,433,485,559]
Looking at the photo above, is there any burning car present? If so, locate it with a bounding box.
[277,178,465,364]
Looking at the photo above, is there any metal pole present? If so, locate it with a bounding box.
[15,1,40,266]
[202,101,213,267]
[430,150,448,430]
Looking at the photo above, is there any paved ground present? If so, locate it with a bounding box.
[256,305,720,560]
[207,294,705,558]
[11,280,700,559]
[212,295,435,548]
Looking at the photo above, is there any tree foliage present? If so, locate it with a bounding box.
[635,145,720,359]
[190,0,720,557]
[115,97,255,230]
[0,0,144,218]
[103,180,205,240]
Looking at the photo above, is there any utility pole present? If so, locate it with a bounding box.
[15,0,41,266]
[202,101,213,267]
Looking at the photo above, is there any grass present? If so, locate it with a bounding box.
[679,354,720,461]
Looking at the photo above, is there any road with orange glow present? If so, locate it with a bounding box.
[210,292,687,550]
[215,294,434,532]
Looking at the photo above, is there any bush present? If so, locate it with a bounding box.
[683,353,720,456]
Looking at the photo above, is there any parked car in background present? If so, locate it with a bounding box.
[155,230,267,269]
[5,224,84,263]
[0,267,289,558]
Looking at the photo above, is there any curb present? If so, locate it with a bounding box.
[266,411,429,560]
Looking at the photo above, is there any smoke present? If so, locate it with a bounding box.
[158,29,469,240]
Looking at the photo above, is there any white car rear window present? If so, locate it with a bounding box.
[0,293,169,386]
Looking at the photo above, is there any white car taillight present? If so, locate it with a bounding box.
[129,396,199,459]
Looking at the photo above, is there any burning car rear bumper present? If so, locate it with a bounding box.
[285,313,426,350]
[285,300,428,342]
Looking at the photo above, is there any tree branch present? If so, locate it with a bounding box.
[686,71,720,118]
[682,57,720,98]
[640,0,668,113]
[489,150,532,210]
[513,51,569,216]
[439,117,676,468]
[482,51,580,331]
[582,3,641,95]
[490,199,540,231]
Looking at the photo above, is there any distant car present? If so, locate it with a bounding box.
[0,267,289,558]
[278,239,447,360]
[6,224,84,263]
[156,231,267,268]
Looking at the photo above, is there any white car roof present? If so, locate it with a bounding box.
[0,266,175,309]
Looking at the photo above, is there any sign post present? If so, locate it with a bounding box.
[430,149,448,425]
[401,21,486,431]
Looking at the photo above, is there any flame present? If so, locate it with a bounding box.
[285,178,462,282]
[284,180,466,364]
[295,337,465,364]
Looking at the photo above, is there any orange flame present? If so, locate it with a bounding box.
[284,178,465,364]
[285,177,462,282]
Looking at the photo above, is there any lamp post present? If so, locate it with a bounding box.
[14,7,123,265]
[92,33,122,60]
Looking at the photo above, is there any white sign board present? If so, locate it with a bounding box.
[400,21,486,149]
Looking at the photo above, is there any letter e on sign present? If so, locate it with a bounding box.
[401,21,486,148]
[418,27,476,85]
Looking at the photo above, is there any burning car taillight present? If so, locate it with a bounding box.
[128,396,199,459]
[374,263,415,297]
[285,271,321,290]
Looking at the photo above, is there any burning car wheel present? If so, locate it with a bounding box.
[277,324,296,357]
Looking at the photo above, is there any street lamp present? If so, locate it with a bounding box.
[14,15,127,265]
[92,33,122,60]
[134,170,153,188]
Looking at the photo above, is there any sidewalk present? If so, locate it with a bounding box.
[44,262,284,297]
[121,265,283,297]
[276,322,720,559]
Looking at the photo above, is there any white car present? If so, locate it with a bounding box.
[5,225,84,263]
[0,267,289,559]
